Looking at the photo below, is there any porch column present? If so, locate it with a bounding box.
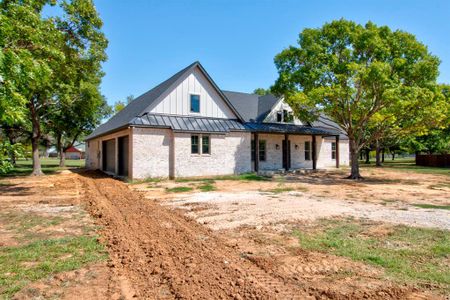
[335,135,340,168]
[284,133,290,170]
[254,133,259,173]
[312,135,317,170]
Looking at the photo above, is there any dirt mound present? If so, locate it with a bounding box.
[78,171,312,299]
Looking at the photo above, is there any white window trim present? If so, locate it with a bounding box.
[191,134,211,156]
[189,93,201,115]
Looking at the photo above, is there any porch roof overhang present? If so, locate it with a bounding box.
[244,122,341,136]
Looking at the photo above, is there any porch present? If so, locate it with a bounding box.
[245,122,341,173]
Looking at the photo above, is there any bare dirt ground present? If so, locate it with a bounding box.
[137,168,450,230]
[1,169,448,299]
[0,171,128,299]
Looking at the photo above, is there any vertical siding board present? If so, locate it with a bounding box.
[148,68,237,119]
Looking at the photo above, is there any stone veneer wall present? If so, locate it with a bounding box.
[316,138,350,168]
[132,127,172,179]
[173,131,251,178]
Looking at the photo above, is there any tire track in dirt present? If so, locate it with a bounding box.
[78,171,312,299]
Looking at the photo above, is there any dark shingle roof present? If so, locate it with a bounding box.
[223,91,279,122]
[132,114,245,133]
[310,114,348,140]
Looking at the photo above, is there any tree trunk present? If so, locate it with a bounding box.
[375,140,382,167]
[365,148,370,164]
[31,136,43,176]
[347,138,362,179]
[392,152,395,160]
[59,151,66,167]
[56,134,65,167]
[29,100,43,176]
[382,148,385,163]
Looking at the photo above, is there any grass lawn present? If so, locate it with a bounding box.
[1,158,85,177]
[165,186,194,193]
[0,236,107,298]
[293,219,450,293]
[361,158,450,176]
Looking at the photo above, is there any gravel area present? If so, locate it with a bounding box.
[165,191,450,230]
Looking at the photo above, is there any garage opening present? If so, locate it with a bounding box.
[102,139,116,173]
[118,136,129,177]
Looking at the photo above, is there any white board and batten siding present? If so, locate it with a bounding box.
[148,67,237,119]
[263,98,305,125]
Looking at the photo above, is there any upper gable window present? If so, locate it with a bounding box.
[190,94,200,113]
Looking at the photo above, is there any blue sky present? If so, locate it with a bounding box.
[94,0,450,105]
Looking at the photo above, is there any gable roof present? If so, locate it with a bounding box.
[223,91,279,122]
[310,114,348,140]
[86,61,244,140]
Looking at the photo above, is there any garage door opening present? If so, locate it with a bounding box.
[102,139,116,173]
[118,136,129,177]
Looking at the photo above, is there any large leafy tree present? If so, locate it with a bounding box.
[272,19,442,179]
[0,0,107,175]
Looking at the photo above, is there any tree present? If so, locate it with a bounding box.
[272,19,442,179]
[0,0,107,175]
[49,81,110,167]
[113,94,134,114]
[253,88,270,96]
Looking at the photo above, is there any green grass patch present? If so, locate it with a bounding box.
[293,219,450,292]
[128,177,163,184]
[175,173,269,183]
[198,183,216,192]
[165,186,194,193]
[266,187,295,194]
[1,158,85,177]
[413,204,450,210]
[0,236,107,298]
[360,158,450,176]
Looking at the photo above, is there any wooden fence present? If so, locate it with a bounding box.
[416,154,450,168]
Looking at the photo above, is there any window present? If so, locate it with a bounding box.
[305,141,311,161]
[191,135,199,154]
[276,111,283,122]
[251,140,266,161]
[190,94,200,113]
[202,135,210,154]
[331,142,336,160]
[191,135,210,155]
[259,140,266,161]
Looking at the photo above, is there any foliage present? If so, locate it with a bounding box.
[0,0,108,175]
[253,88,270,96]
[272,19,442,178]
[113,94,134,114]
[0,141,23,174]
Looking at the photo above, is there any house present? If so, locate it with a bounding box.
[65,146,84,160]
[85,61,349,179]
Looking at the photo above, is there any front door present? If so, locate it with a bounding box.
[282,139,291,170]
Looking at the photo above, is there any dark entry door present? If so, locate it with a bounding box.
[118,136,129,177]
[282,140,291,170]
